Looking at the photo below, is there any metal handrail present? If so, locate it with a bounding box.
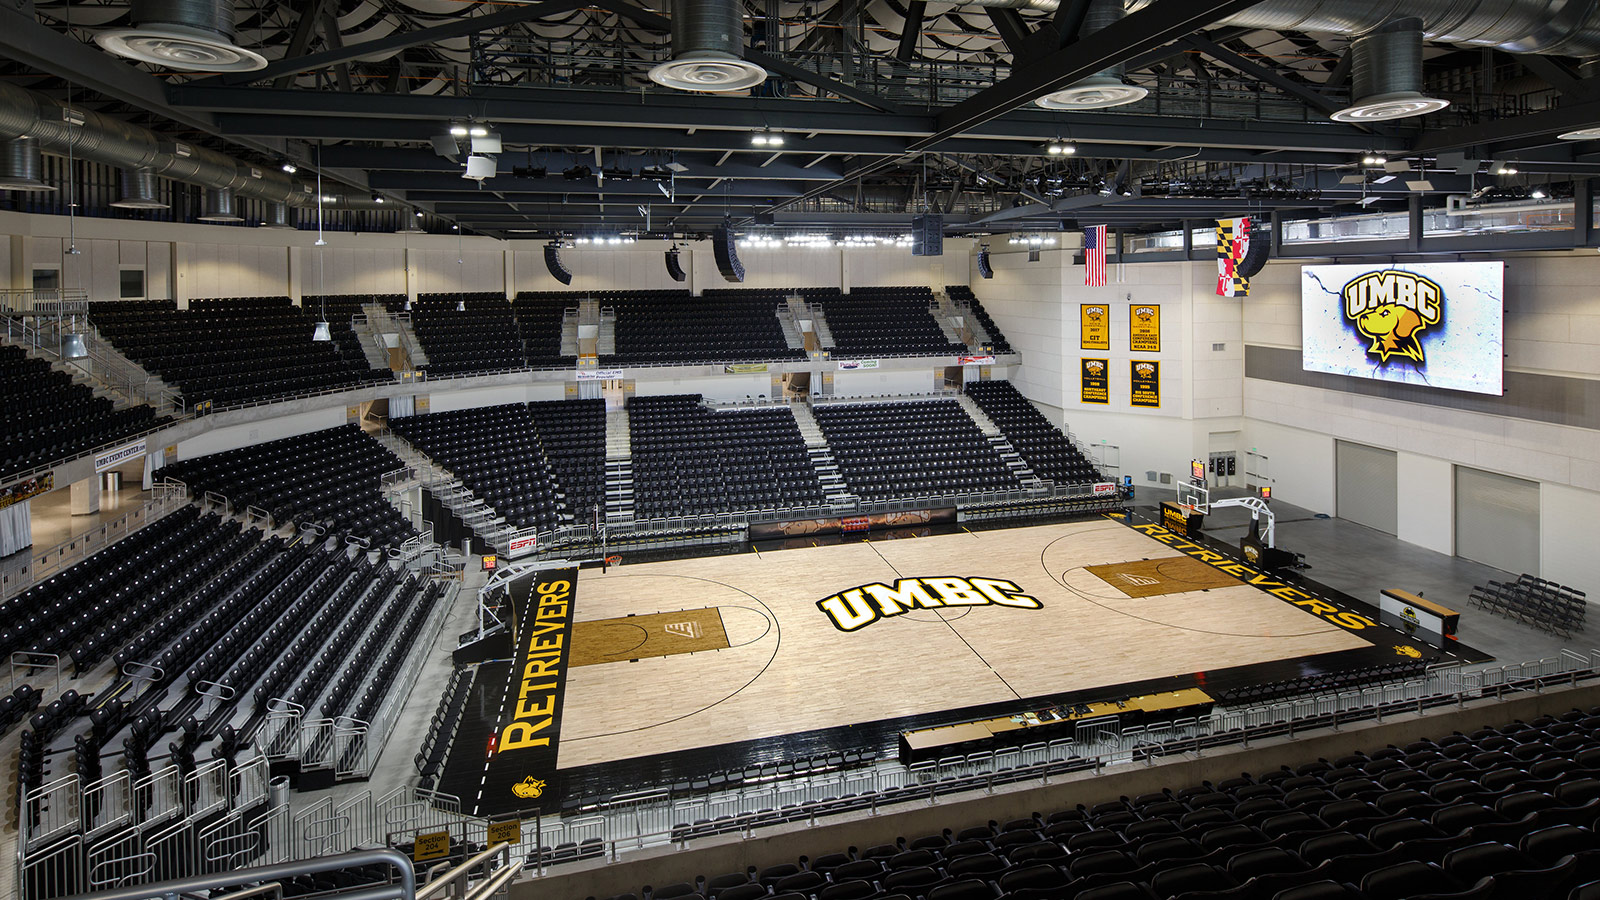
[414,842,512,900]
[48,848,417,900]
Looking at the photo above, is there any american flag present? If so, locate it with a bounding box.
[1084,224,1107,287]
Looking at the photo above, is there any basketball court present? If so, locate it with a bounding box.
[447,512,1451,816]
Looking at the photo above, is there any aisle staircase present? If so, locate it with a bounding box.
[957,394,1042,488]
[373,430,513,551]
[790,401,857,506]
[604,409,634,522]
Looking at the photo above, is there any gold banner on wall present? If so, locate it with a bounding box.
[1130,360,1161,408]
[1129,304,1161,352]
[1080,304,1110,350]
[1081,358,1109,404]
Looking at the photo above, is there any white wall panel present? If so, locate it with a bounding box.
[831,368,936,397]
[177,407,346,459]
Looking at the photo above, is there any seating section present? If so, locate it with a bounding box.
[156,424,416,548]
[1215,660,1431,707]
[946,285,1013,354]
[628,395,826,518]
[965,381,1103,486]
[605,289,802,365]
[415,666,476,784]
[608,707,1600,900]
[89,297,389,407]
[810,287,968,357]
[303,294,396,375]
[512,293,575,369]
[1472,575,1588,637]
[411,294,525,376]
[813,400,1022,500]
[391,401,606,532]
[0,344,170,479]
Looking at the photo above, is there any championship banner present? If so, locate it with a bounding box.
[479,568,576,815]
[1129,304,1160,353]
[1130,360,1160,408]
[1216,217,1251,297]
[1080,304,1109,350]
[1081,358,1109,404]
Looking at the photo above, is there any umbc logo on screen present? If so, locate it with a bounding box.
[1341,270,1443,365]
[817,577,1040,632]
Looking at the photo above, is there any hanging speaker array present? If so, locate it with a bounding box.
[1237,225,1271,279]
[665,246,687,282]
[911,215,943,257]
[545,241,573,285]
[712,225,745,283]
[976,248,994,279]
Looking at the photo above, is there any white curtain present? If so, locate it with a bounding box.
[390,395,415,418]
[0,501,32,558]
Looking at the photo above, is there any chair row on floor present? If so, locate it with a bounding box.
[1213,661,1431,707]
[601,706,1600,900]
[1471,574,1587,637]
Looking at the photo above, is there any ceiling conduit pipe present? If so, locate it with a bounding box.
[0,81,311,205]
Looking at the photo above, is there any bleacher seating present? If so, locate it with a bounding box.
[411,294,525,376]
[88,297,389,407]
[155,424,416,548]
[0,343,171,479]
[628,395,826,518]
[391,401,606,532]
[1214,660,1432,706]
[604,289,802,365]
[1472,575,1588,637]
[813,399,1022,500]
[810,287,968,358]
[416,665,475,783]
[965,380,1103,485]
[303,294,395,375]
[607,705,1600,900]
[946,285,1014,354]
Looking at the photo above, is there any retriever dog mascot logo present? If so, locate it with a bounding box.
[1341,270,1443,365]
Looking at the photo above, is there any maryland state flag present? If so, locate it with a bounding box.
[1216,217,1252,297]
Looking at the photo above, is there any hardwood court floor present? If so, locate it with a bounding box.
[556,517,1368,770]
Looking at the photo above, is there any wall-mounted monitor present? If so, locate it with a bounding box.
[1301,261,1504,395]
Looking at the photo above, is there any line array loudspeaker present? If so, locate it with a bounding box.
[712,225,745,282]
[545,242,573,285]
[1237,226,1270,278]
[665,247,687,282]
[976,248,993,279]
[911,214,943,256]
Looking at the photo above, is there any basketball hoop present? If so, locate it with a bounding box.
[1177,483,1210,516]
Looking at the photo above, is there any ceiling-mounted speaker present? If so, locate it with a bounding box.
[911,214,943,257]
[464,155,497,180]
[545,242,573,285]
[976,248,994,280]
[712,225,745,282]
[1236,226,1271,278]
[665,247,687,282]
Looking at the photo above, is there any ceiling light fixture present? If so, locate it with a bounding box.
[1558,126,1600,141]
[751,130,784,147]
[1361,155,1387,166]
[280,162,297,174]
[1496,165,1519,175]
[469,125,489,138]
[1531,188,1548,199]
[449,124,469,137]
[372,193,384,204]
[1046,142,1076,156]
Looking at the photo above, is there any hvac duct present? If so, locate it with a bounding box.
[198,187,242,221]
[262,202,296,229]
[110,168,167,209]
[648,0,768,92]
[1035,0,1149,109]
[0,82,308,206]
[1125,0,1600,59]
[95,0,267,72]
[0,137,56,191]
[1332,18,1449,121]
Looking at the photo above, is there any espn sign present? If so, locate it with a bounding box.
[507,534,538,558]
[1093,482,1118,496]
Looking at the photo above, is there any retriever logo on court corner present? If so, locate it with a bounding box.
[512,776,546,799]
[1394,644,1423,659]
[1342,270,1442,365]
[817,576,1040,632]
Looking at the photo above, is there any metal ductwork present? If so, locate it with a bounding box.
[110,167,167,208]
[648,0,768,92]
[1331,18,1449,121]
[0,137,56,191]
[95,0,267,72]
[0,82,309,207]
[1035,0,1150,109]
[198,187,242,221]
[1125,0,1600,58]
[262,202,296,229]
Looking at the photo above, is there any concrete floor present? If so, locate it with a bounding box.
[1152,486,1577,670]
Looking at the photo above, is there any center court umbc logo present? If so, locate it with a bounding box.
[1341,270,1442,365]
[817,576,1040,632]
